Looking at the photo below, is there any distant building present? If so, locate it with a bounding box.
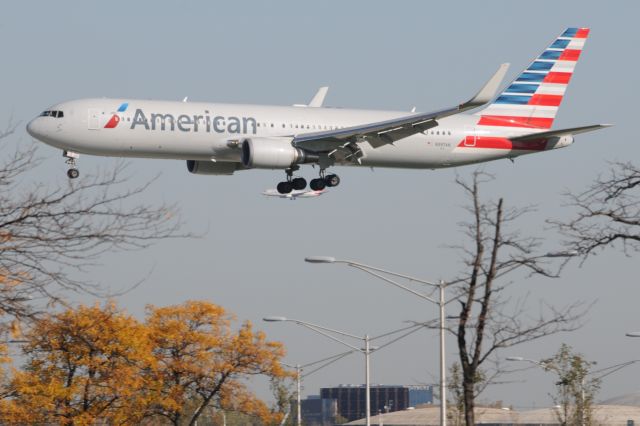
[300,395,338,426]
[319,385,433,422]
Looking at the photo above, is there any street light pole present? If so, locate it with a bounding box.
[264,317,374,426]
[281,351,356,426]
[296,364,302,426]
[305,256,448,426]
[264,317,425,426]
[438,280,447,426]
[365,334,371,425]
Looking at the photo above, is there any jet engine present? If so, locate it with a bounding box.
[186,160,239,175]
[241,138,317,169]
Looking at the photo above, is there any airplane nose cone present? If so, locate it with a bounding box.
[26,118,42,139]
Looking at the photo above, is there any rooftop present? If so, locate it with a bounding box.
[345,404,640,425]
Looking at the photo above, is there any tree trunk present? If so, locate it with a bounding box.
[462,379,475,426]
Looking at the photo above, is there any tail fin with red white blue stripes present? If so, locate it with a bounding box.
[476,27,590,130]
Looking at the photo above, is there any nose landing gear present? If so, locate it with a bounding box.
[63,150,80,179]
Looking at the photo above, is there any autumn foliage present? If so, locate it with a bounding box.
[0,301,288,426]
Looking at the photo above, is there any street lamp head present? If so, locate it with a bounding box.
[544,250,579,258]
[506,356,525,362]
[263,316,288,322]
[626,332,640,338]
[304,256,336,264]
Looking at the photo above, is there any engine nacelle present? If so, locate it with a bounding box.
[241,138,317,169]
[548,135,574,149]
[186,160,238,175]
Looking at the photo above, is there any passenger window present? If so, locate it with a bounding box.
[271,123,274,128]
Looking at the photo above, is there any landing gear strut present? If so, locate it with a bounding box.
[277,167,307,194]
[63,150,80,179]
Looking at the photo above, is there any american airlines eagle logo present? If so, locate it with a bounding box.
[104,103,129,128]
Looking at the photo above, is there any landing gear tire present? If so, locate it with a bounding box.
[67,168,79,179]
[277,181,293,194]
[309,178,326,191]
[291,177,307,191]
[324,174,340,188]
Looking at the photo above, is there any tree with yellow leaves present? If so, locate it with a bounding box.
[1,303,153,425]
[144,300,289,426]
[0,301,289,426]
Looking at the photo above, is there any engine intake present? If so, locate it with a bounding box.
[186,160,238,175]
[241,138,317,169]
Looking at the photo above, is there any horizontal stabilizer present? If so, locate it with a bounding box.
[511,124,612,141]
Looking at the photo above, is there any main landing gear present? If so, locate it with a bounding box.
[276,167,307,194]
[63,150,80,179]
[276,168,340,194]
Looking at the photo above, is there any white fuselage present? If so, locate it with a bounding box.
[26,98,563,170]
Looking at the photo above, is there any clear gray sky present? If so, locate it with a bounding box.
[2,0,638,409]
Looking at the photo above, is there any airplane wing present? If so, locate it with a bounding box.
[293,63,510,157]
[510,124,613,141]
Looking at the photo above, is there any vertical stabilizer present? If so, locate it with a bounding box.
[476,27,590,130]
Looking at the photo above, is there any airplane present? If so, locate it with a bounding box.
[26,27,610,194]
[262,188,325,199]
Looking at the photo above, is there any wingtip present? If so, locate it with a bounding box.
[464,62,511,107]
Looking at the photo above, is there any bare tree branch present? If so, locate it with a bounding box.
[551,161,640,258]
[0,130,188,328]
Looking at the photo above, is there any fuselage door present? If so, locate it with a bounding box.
[464,126,476,147]
[88,109,101,130]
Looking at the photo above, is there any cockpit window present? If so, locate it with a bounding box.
[40,110,64,118]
